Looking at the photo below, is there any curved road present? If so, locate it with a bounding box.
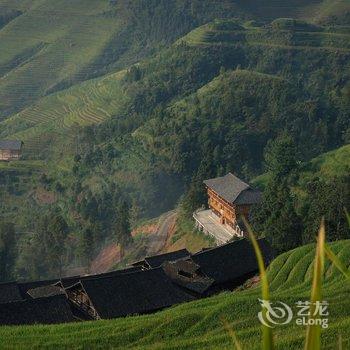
[146,210,177,256]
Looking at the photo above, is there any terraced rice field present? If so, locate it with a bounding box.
[181,21,350,52]
[1,240,350,349]
[0,70,127,159]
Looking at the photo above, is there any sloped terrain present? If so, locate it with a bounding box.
[0,70,127,159]
[0,0,246,118]
[1,240,349,349]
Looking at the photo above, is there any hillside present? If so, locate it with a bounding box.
[254,144,350,189]
[1,240,350,349]
[0,3,349,281]
[0,0,246,118]
[1,0,348,118]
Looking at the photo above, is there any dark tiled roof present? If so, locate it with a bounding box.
[191,238,273,285]
[18,279,60,299]
[56,267,143,289]
[0,140,23,151]
[0,282,23,304]
[0,295,75,326]
[235,188,262,205]
[134,249,190,269]
[162,259,214,294]
[27,285,64,299]
[204,173,261,204]
[77,267,195,318]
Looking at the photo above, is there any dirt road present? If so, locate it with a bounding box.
[146,211,177,256]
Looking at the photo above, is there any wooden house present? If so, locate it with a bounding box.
[0,140,23,161]
[204,173,261,233]
[0,239,272,325]
[64,268,195,320]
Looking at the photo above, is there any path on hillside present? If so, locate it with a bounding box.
[146,211,177,256]
[89,211,176,273]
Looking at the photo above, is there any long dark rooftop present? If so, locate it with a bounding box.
[76,267,195,319]
[0,295,75,326]
[191,238,273,285]
[0,282,23,304]
[132,249,190,269]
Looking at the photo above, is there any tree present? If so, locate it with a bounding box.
[78,226,94,268]
[253,136,302,254]
[303,176,350,242]
[45,212,69,277]
[264,135,298,180]
[0,222,16,282]
[181,155,215,216]
[115,201,132,248]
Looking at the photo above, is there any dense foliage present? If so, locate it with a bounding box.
[0,10,349,279]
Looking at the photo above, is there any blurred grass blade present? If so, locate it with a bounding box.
[304,221,325,350]
[325,243,350,279]
[242,216,274,350]
[221,317,243,350]
[338,334,343,350]
[344,208,350,229]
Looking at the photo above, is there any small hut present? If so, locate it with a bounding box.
[0,140,23,161]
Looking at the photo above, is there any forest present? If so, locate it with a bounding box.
[0,3,349,281]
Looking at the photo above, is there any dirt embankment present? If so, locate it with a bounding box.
[90,244,122,274]
[89,212,176,274]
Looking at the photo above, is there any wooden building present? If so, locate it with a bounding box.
[0,140,23,161]
[0,239,272,325]
[204,173,261,233]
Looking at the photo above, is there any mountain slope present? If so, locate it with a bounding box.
[0,0,245,118]
[1,240,350,349]
[1,0,347,118]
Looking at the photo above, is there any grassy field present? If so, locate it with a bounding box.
[253,144,350,190]
[0,240,349,349]
[180,19,350,50]
[0,0,127,116]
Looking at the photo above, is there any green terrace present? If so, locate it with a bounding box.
[181,19,350,50]
[0,240,350,349]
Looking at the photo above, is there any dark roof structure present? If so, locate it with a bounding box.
[56,267,143,289]
[162,259,214,295]
[0,140,23,150]
[0,295,75,326]
[0,282,23,304]
[132,249,190,269]
[70,267,195,319]
[191,238,273,285]
[27,285,65,299]
[204,173,261,204]
[18,278,59,299]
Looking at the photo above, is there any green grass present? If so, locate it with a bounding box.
[253,144,350,190]
[1,240,350,349]
[0,0,126,116]
[180,19,350,51]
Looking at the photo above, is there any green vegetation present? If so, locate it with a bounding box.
[1,240,350,349]
[253,144,350,250]
[0,4,349,280]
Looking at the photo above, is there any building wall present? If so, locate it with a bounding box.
[0,149,21,161]
[206,187,251,228]
[207,188,236,227]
